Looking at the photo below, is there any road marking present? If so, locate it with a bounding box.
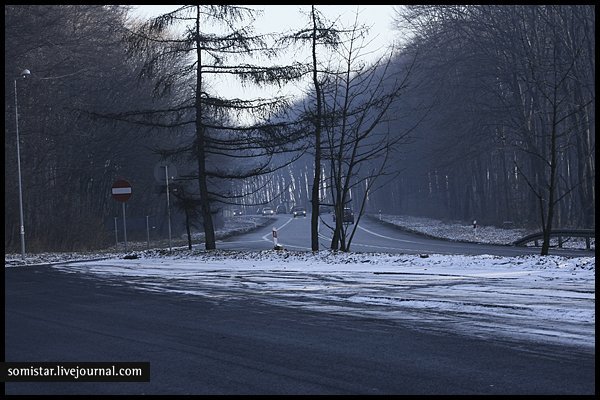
[258,217,434,252]
[261,217,297,243]
[317,233,444,253]
[357,224,420,244]
[316,224,443,253]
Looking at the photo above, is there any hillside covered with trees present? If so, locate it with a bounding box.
[5,5,594,254]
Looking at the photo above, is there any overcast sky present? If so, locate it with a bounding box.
[129,5,400,102]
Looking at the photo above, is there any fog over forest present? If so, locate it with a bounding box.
[5,5,595,252]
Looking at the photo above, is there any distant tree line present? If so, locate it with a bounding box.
[382,5,595,241]
[5,5,174,251]
[4,5,594,255]
[235,5,595,255]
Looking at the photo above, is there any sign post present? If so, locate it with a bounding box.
[146,215,150,250]
[112,179,132,252]
[114,217,118,249]
[154,163,177,252]
[122,203,128,252]
[164,166,172,251]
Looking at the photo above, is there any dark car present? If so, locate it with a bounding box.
[232,209,244,216]
[292,207,306,218]
[333,207,354,224]
[276,205,287,214]
[289,205,301,214]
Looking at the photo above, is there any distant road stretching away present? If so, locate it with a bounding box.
[218,214,592,257]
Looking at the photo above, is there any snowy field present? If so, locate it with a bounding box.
[5,214,595,351]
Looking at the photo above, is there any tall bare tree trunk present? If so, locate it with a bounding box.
[195,8,215,250]
[310,5,322,252]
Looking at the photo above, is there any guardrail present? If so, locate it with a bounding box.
[513,229,595,250]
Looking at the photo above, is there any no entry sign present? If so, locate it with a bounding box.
[111,179,132,202]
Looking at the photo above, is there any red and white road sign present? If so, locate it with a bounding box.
[111,179,132,202]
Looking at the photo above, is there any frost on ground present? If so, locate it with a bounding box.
[47,250,595,350]
[4,215,275,267]
[5,213,593,266]
[5,214,595,350]
[375,213,595,249]
[375,214,529,244]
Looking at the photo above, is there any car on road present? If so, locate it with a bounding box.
[333,207,354,224]
[276,205,287,214]
[262,207,274,216]
[232,209,244,216]
[292,207,307,218]
[290,205,303,214]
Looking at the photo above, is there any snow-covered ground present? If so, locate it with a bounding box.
[4,215,275,267]
[375,213,595,249]
[5,214,595,350]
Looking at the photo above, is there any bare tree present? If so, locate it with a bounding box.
[491,6,595,254]
[5,5,164,252]
[392,5,595,254]
[278,6,350,251]
[319,14,419,251]
[124,5,307,250]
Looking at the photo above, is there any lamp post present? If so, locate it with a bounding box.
[14,69,30,259]
[163,165,173,251]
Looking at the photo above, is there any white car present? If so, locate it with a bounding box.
[262,207,274,216]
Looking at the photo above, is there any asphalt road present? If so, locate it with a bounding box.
[4,265,595,395]
[219,214,591,257]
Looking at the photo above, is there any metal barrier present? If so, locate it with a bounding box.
[513,229,595,250]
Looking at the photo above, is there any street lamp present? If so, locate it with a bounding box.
[14,68,30,259]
